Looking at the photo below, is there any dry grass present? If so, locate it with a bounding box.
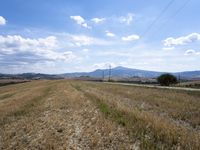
[72,81,200,150]
[1,80,200,149]
[0,80,133,149]
[176,81,200,89]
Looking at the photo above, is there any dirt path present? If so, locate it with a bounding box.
[0,80,136,149]
[104,82,200,92]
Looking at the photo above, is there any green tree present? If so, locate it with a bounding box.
[157,74,177,86]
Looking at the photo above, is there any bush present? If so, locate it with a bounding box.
[157,74,177,86]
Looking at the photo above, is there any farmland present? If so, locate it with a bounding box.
[0,80,200,150]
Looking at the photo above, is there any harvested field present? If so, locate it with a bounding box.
[0,80,200,150]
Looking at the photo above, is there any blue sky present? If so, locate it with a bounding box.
[0,0,200,73]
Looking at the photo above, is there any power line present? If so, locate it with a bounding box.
[141,0,176,38]
[162,0,192,26]
[171,0,191,18]
[152,0,192,38]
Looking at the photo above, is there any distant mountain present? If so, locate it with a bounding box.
[1,66,200,80]
[63,66,200,79]
[173,71,200,79]
[63,66,163,78]
[0,73,63,80]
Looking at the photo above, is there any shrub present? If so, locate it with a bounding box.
[157,74,177,86]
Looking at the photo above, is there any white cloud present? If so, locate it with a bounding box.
[0,16,6,25]
[69,35,110,46]
[0,35,57,54]
[119,13,134,25]
[163,33,200,47]
[0,35,77,63]
[93,62,116,69]
[122,34,140,42]
[70,16,91,29]
[162,47,175,51]
[70,16,85,25]
[82,48,89,52]
[184,49,200,56]
[105,31,115,37]
[91,18,106,24]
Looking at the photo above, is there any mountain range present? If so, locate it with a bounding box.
[1,66,200,80]
[62,66,200,79]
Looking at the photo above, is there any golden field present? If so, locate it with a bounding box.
[0,80,200,150]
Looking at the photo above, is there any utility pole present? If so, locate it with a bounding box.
[108,65,111,82]
[102,70,104,81]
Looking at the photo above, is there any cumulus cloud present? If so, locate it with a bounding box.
[70,16,91,28]
[184,49,200,56]
[121,34,140,42]
[163,33,200,47]
[0,16,6,25]
[69,35,110,46]
[91,18,106,24]
[105,31,115,37]
[119,13,134,25]
[0,35,57,54]
[0,35,77,65]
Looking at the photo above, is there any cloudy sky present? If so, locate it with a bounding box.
[0,0,200,74]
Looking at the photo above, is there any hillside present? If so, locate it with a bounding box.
[63,66,200,79]
[0,73,64,80]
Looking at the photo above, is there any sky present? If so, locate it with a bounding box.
[0,0,200,74]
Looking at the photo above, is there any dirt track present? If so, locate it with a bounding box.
[104,82,200,91]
